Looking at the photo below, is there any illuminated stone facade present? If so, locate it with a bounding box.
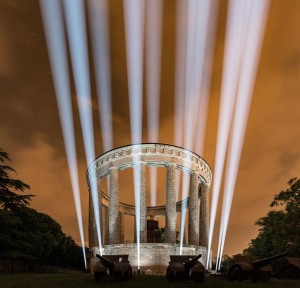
[90,243,208,274]
[87,143,212,273]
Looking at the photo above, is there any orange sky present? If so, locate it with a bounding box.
[0,0,300,257]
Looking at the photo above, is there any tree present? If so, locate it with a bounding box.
[0,148,33,210]
[0,207,85,269]
[244,178,300,257]
[0,148,85,270]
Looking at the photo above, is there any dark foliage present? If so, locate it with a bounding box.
[0,148,33,210]
[0,148,85,270]
[244,178,300,258]
[0,207,85,269]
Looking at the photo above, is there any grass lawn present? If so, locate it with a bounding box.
[0,274,299,288]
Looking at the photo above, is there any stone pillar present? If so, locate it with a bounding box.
[109,167,120,244]
[165,163,176,243]
[104,206,109,245]
[188,172,199,245]
[97,179,102,247]
[119,212,124,243]
[88,190,96,248]
[89,178,101,248]
[139,162,147,243]
[199,183,209,247]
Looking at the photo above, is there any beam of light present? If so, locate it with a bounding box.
[183,0,200,152]
[87,0,113,153]
[84,0,114,239]
[123,0,145,269]
[180,0,203,250]
[206,0,251,268]
[174,0,188,149]
[174,0,188,202]
[179,172,189,252]
[179,207,187,255]
[188,0,212,149]
[62,0,102,254]
[215,0,252,269]
[216,0,270,270]
[179,0,212,253]
[194,0,219,156]
[39,0,87,268]
[145,0,163,207]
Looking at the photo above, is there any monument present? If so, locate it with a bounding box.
[87,143,212,274]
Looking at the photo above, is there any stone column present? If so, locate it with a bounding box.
[188,172,199,245]
[88,190,96,248]
[109,166,120,244]
[104,206,109,245]
[139,162,147,243]
[97,179,102,247]
[199,183,209,247]
[165,163,176,243]
[119,212,124,243]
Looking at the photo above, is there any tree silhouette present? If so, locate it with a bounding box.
[0,148,33,210]
[244,178,300,257]
[0,148,85,270]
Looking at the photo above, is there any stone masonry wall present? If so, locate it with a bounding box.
[90,243,207,274]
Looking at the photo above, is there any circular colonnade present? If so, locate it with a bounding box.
[87,143,212,273]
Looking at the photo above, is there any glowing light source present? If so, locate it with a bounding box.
[194,0,219,156]
[177,0,216,253]
[174,0,187,150]
[123,0,146,269]
[145,0,163,207]
[87,0,113,153]
[216,0,270,270]
[62,0,102,253]
[207,0,251,268]
[39,0,87,268]
[179,172,189,251]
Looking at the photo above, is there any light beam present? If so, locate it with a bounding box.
[174,0,188,150]
[216,0,270,270]
[179,0,214,253]
[206,0,250,268]
[39,0,87,268]
[145,0,163,207]
[123,0,146,269]
[87,0,113,153]
[62,0,102,253]
[194,0,219,156]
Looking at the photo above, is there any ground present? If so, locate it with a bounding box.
[0,274,299,288]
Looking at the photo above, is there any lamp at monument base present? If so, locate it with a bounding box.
[89,243,208,275]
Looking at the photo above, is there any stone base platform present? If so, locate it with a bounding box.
[89,243,207,275]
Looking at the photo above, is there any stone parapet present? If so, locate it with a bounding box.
[90,243,208,274]
[87,143,212,186]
